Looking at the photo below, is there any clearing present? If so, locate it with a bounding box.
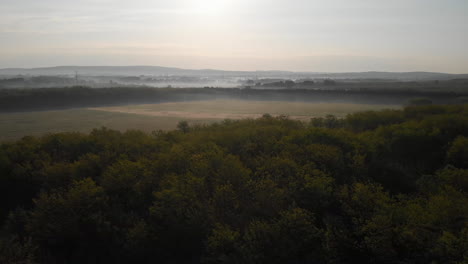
[0,100,399,141]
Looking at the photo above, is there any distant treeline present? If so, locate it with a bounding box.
[1,104,468,263]
[1,86,467,112]
[3,74,468,91]
[252,78,468,91]
[0,75,226,89]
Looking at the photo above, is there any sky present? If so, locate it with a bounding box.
[0,0,467,73]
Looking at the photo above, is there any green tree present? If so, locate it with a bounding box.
[177,120,190,133]
[447,136,468,168]
[27,178,113,263]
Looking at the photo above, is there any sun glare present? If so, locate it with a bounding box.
[192,0,232,15]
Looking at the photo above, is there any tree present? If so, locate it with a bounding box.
[27,178,113,263]
[177,120,190,133]
[447,136,468,168]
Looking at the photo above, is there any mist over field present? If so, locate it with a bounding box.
[2,65,468,89]
[1,0,468,264]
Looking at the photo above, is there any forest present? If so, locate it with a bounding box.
[1,104,468,263]
[0,86,466,112]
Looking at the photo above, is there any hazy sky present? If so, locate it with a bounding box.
[1,0,467,72]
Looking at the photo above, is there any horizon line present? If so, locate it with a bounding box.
[1,65,468,75]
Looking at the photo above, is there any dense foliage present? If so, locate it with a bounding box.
[1,104,468,263]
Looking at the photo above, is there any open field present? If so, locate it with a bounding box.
[0,100,400,141]
[91,100,400,120]
[0,109,209,141]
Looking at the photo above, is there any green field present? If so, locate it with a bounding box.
[0,100,400,141]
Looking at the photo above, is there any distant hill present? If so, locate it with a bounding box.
[305,71,468,81]
[1,66,467,80]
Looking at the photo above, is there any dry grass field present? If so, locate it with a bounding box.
[91,100,399,120]
[0,100,400,141]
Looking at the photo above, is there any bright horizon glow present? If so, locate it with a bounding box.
[191,0,233,15]
[0,0,467,73]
